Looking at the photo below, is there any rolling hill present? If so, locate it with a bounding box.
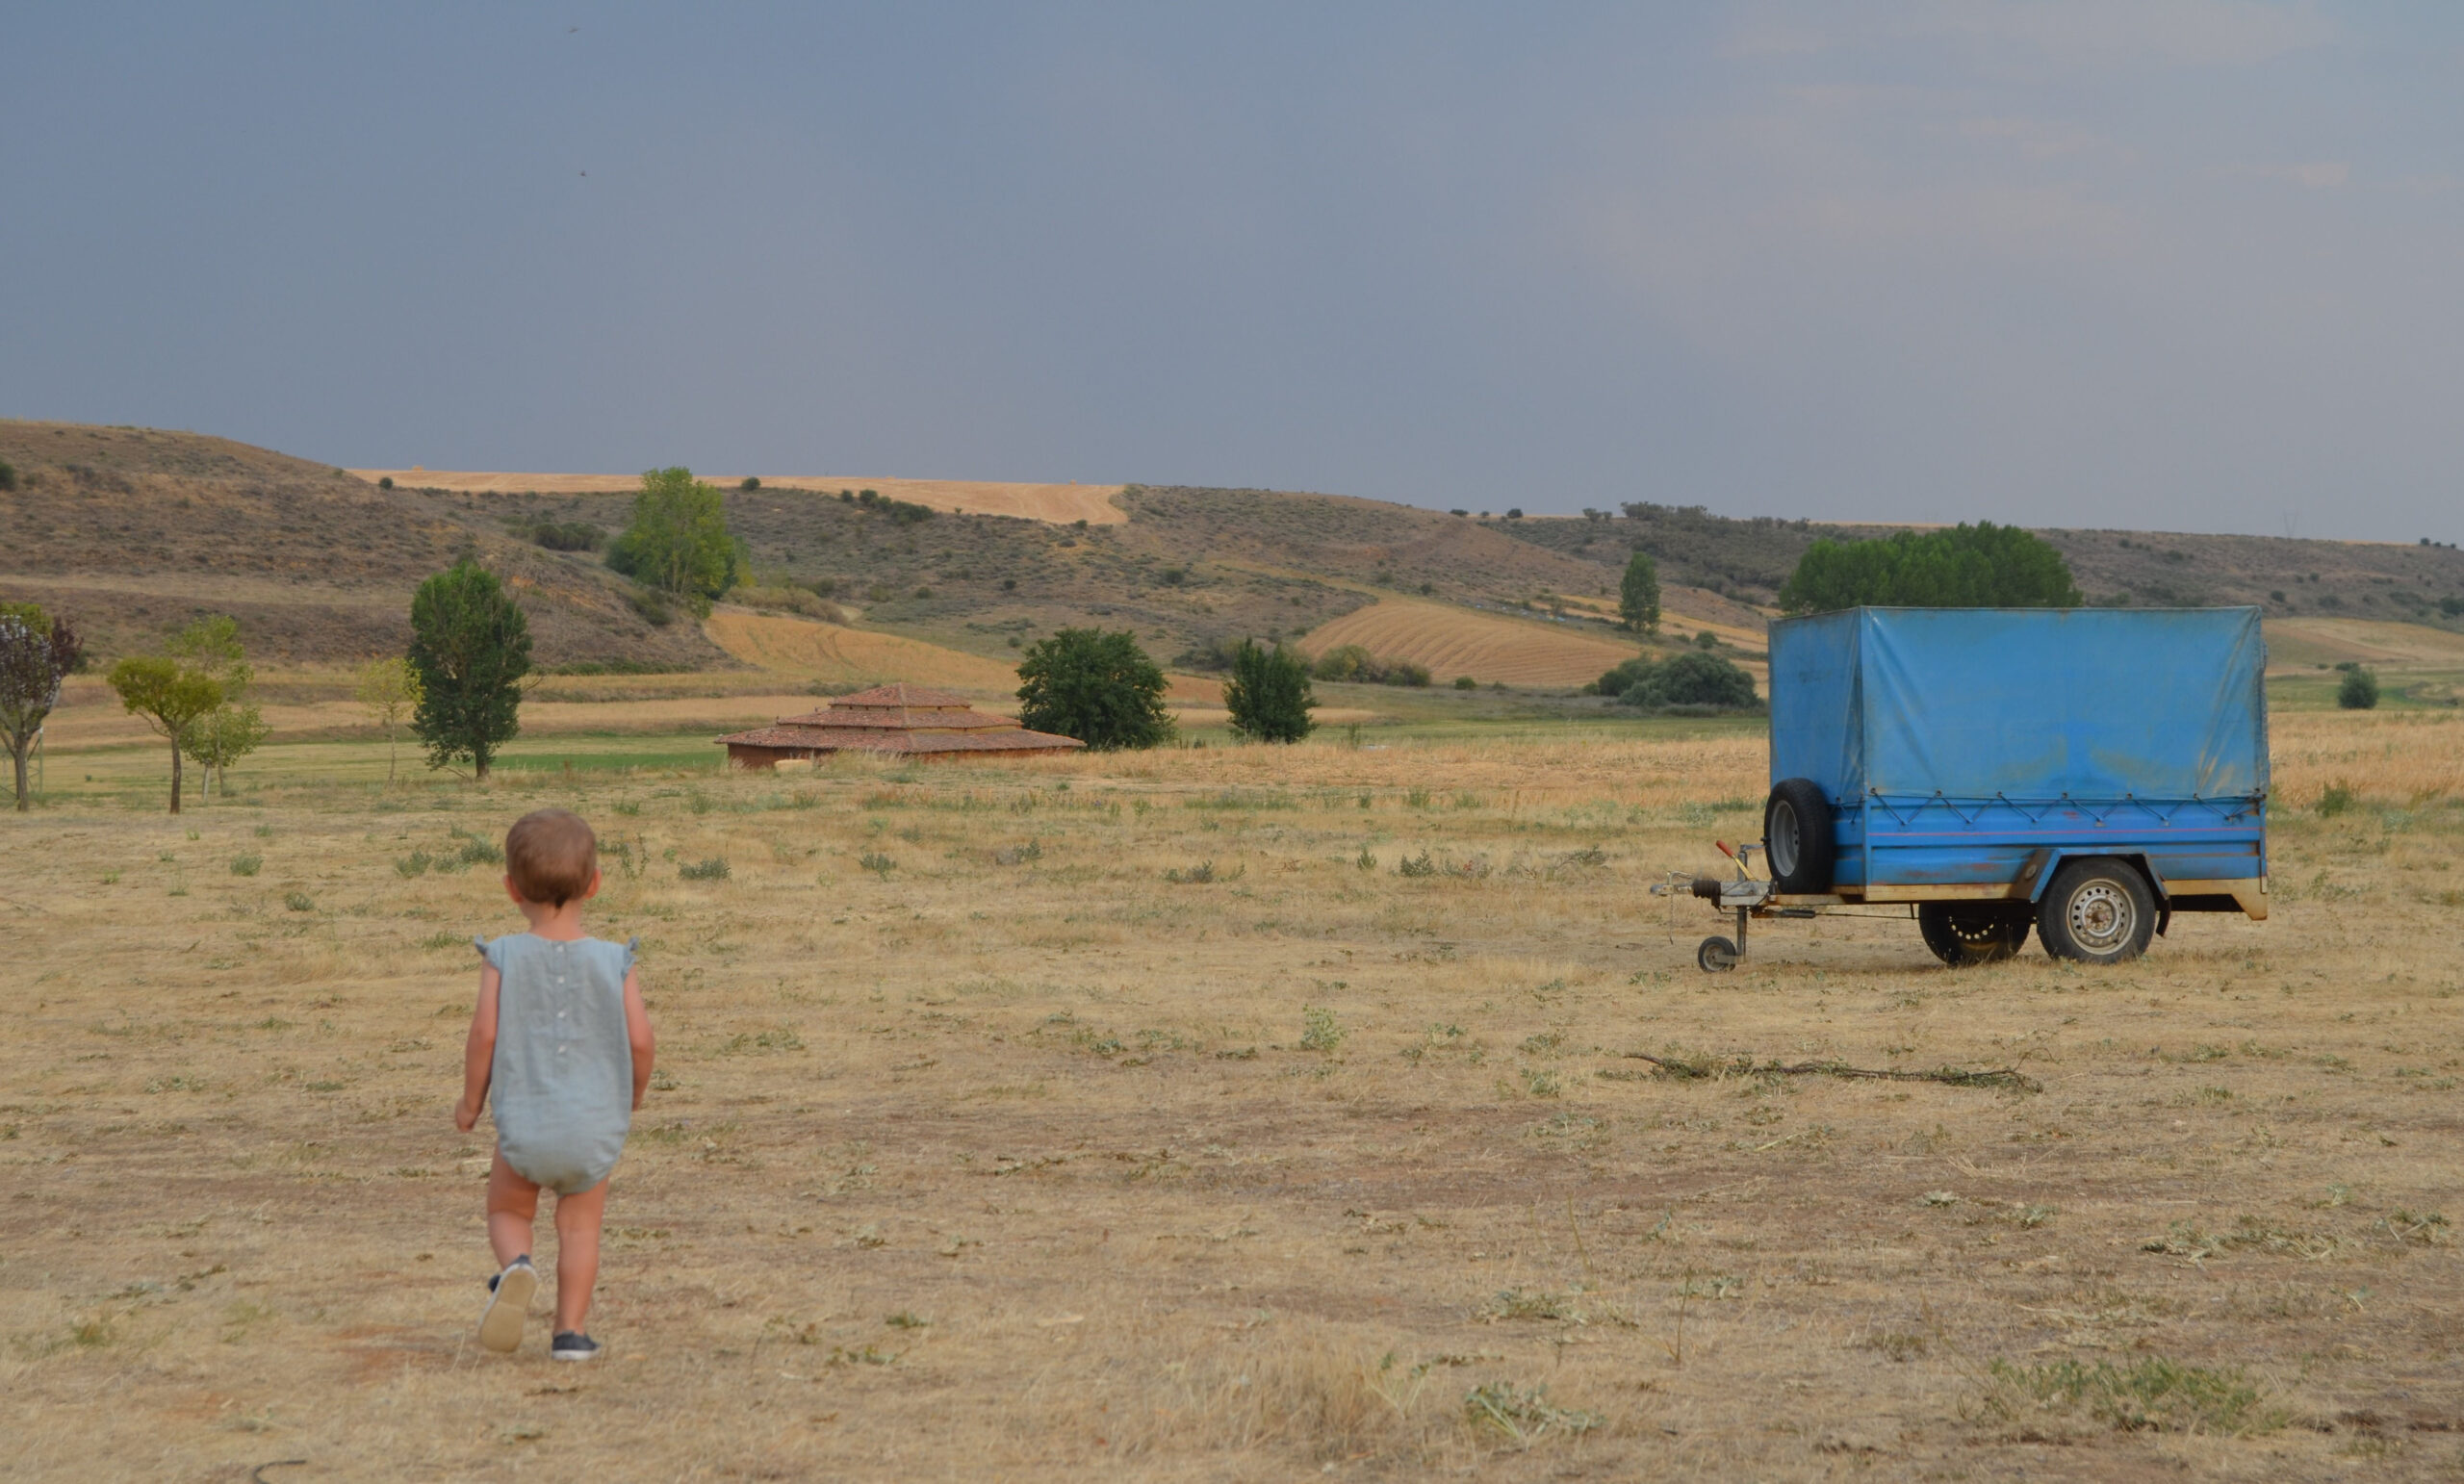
[8,421,2463,704]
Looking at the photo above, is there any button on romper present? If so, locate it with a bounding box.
[475,934,639,1195]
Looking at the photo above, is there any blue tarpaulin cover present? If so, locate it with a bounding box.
[1769,607,2269,804]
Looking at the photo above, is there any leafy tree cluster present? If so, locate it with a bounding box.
[409,561,532,780]
[106,615,266,812]
[1596,650,1759,710]
[1015,627,1173,751]
[1,601,84,810]
[1224,640,1316,742]
[606,468,743,614]
[1310,645,1430,687]
[1779,523,2082,613]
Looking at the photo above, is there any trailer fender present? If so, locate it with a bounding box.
[2025,851,2174,935]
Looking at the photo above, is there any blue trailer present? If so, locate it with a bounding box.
[1662,606,2270,970]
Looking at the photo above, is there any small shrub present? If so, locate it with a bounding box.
[627,587,675,627]
[1694,629,1719,649]
[1453,675,1477,689]
[531,520,604,552]
[1164,860,1217,884]
[2317,781,2357,817]
[1463,1382,1599,1443]
[1355,846,1377,872]
[860,852,895,878]
[284,891,315,912]
[1396,850,1436,878]
[1979,1356,2283,1435]
[456,837,502,866]
[2337,667,2379,709]
[1300,1006,1345,1054]
[376,474,393,490]
[739,475,760,491]
[228,853,263,877]
[678,857,731,882]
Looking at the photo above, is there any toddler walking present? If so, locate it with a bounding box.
[453,808,655,1360]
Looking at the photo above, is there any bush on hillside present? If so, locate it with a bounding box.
[2338,667,2380,710]
[531,520,604,552]
[1310,645,1431,687]
[1597,651,1760,710]
[730,585,847,623]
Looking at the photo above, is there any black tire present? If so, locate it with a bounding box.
[1763,779,1835,894]
[1697,936,1739,973]
[1917,903,2032,966]
[2037,857,2157,964]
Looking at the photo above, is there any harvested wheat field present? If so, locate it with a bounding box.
[5,711,2462,1479]
[704,612,1024,692]
[1300,598,1654,688]
[351,472,1129,525]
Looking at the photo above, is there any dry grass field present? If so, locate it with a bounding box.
[1299,599,1653,688]
[350,473,1130,526]
[5,711,2462,1480]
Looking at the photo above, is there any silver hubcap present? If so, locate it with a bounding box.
[2066,882,2135,952]
[1768,803,1800,877]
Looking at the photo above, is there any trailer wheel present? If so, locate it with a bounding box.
[1763,779,1835,893]
[1917,903,2031,966]
[1697,935,1739,973]
[2037,857,2157,964]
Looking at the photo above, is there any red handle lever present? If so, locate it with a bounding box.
[1715,840,1735,858]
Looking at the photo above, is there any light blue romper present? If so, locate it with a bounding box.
[475,934,639,1195]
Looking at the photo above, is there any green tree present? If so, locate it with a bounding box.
[1779,523,2082,613]
[1619,551,1661,634]
[182,702,270,799]
[166,615,260,800]
[1014,627,1173,751]
[2337,667,2380,710]
[1223,639,1316,743]
[107,658,224,814]
[355,656,424,781]
[605,467,742,613]
[408,561,533,780]
[1,603,84,811]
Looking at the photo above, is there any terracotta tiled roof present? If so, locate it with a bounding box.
[718,684,1085,757]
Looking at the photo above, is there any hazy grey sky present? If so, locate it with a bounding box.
[6,3,2459,538]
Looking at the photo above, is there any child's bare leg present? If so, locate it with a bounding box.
[551,1180,609,1332]
[486,1152,543,1266]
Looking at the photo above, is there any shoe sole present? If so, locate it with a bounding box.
[478,1265,537,1354]
[551,1346,603,1363]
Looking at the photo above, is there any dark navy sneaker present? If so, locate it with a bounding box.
[551,1330,603,1362]
[478,1256,536,1354]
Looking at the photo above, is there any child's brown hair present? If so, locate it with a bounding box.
[505,808,598,906]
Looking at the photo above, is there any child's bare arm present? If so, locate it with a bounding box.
[624,965,655,1110]
[455,964,501,1132]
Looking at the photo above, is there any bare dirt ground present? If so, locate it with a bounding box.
[3,712,2460,1480]
[350,473,1130,525]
